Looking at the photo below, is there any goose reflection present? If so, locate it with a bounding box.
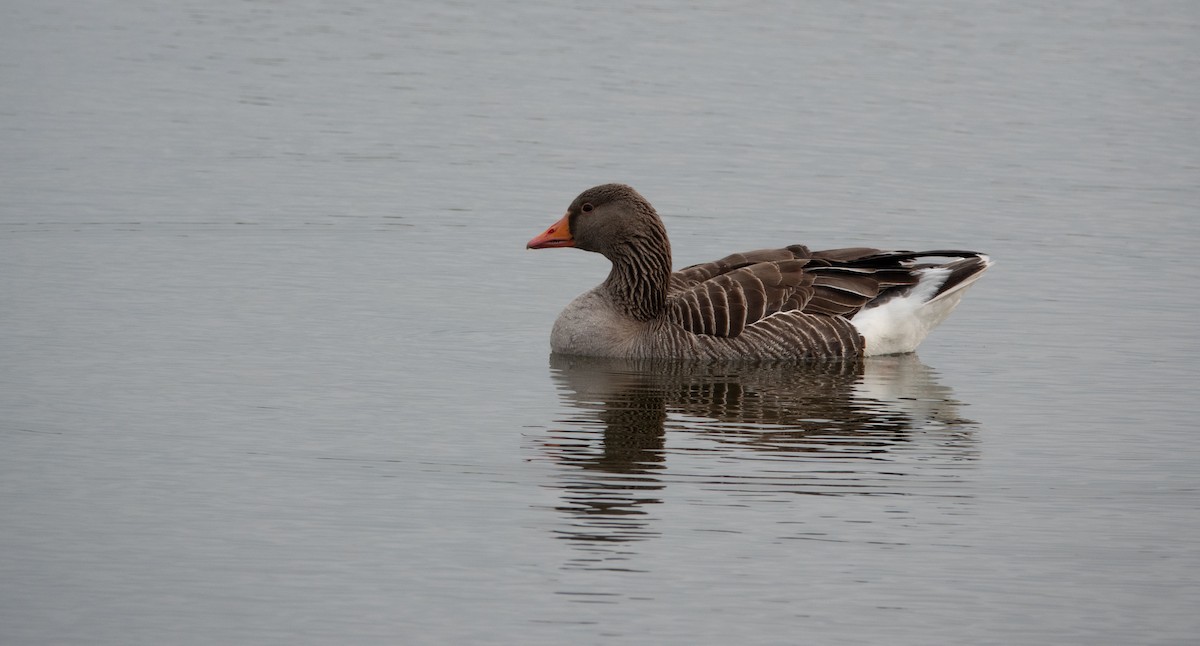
[540,353,977,557]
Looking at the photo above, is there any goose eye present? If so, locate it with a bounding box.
[580,203,594,213]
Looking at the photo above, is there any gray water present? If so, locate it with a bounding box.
[2,1,1198,644]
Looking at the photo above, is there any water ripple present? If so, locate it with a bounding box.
[535,354,979,566]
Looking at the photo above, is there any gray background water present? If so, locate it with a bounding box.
[2,1,1197,644]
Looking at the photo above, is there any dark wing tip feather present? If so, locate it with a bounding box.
[931,255,991,298]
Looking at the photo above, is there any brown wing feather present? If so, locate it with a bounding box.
[671,249,799,289]
[669,258,814,337]
[806,271,883,316]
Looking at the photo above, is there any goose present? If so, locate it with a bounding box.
[527,184,991,360]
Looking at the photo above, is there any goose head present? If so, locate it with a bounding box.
[526,184,666,258]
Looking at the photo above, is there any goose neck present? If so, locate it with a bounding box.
[603,237,672,322]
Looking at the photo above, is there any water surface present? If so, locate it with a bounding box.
[2,1,1197,644]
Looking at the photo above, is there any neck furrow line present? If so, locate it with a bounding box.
[606,240,671,322]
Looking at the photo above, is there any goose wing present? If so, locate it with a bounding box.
[668,246,987,338]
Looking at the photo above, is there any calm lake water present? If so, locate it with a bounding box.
[2,1,1198,644]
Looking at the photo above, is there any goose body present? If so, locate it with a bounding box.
[528,184,991,360]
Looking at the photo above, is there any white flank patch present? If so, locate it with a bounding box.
[852,259,989,356]
[852,254,992,355]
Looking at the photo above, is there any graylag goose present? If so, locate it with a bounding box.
[527,184,991,360]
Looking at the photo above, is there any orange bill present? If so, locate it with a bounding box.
[526,213,575,249]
